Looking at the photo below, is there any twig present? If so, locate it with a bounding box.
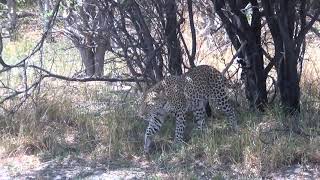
[0,77,42,104]
[222,41,247,76]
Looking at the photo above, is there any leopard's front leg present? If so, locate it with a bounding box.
[174,112,186,143]
[190,100,206,130]
[144,113,165,153]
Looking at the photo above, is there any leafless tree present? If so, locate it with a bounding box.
[1,0,319,117]
[6,0,17,40]
[211,0,320,113]
[38,0,55,42]
[261,0,320,114]
[61,0,111,77]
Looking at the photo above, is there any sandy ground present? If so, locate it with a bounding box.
[0,154,319,179]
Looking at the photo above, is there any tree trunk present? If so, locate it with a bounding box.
[38,0,55,42]
[278,51,300,114]
[243,2,267,110]
[186,0,196,68]
[7,0,17,41]
[277,1,300,113]
[165,0,183,75]
[243,41,267,110]
[78,47,95,77]
[251,1,268,110]
[263,0,301,113]
[94,44,106,77]
[213,0,267,110]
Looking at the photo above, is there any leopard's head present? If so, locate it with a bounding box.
[138,87,167,121]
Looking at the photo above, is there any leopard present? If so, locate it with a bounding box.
[138,65,238,153]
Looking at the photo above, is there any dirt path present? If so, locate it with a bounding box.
[0,154,164,179]
[0,154,319,179]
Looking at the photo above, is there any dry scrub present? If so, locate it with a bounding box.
[0,78,319,178]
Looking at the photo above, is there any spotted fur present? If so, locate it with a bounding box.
[139,65,238,153]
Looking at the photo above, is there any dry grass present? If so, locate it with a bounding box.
[1,80,319,177]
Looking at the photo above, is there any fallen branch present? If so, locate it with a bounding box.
[17,11,37,18]
[42,75,142,83]
[0,65,142,105]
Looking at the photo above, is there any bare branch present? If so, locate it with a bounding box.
[0,77,42,104]
[0,0,62,73]
[28,64,143,83]
[296,8,320,49]
[222,41,247,76]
